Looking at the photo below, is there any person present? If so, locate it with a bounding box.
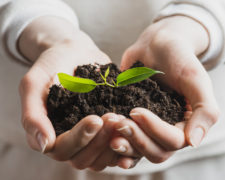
[0,0,225,179]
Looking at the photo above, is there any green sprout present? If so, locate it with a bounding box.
[97,67,115,88]
[57,66,164,93]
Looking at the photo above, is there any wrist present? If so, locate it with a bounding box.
[151,16,209,56]
[18,16,98,62]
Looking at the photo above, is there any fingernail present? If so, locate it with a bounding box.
[117,115,126,120]
[128,162,135,169]
[112,146,127,153]
[85,125,97,134]
[108,117,119,122]
[190,127,204,147]
[117,126,132,136]
[85,119,103,134]
[36,132,48,153]
[130,112,141,117]
[129,158,139,169]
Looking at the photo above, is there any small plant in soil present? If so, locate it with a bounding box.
[47,62,186,136]
[58,66,163,93]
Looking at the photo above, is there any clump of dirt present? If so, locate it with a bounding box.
[47,62,186,136]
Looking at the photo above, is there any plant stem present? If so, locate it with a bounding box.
[97,82,115,88]
[105,82,116,88]
[98,70,116,88]
[112,79,118,87]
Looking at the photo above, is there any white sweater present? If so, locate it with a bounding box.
[0,0,225,175]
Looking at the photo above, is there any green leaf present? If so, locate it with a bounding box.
[116,67,163,87]
[58,73,97,93]
[105,67,110,78]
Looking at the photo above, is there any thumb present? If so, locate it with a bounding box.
[179,59,220,147]
[185,103,220,147]
[120,46,142,71]
[19,67,56,153]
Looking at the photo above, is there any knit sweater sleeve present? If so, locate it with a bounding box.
[0,0,79,65]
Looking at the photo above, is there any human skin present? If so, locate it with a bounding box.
[110,16,220,163]
[19,17,139,170]
[19,15,220,170]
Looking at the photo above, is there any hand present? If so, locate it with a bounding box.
[70,113,141,171]
[114,16,220,163]
[19,17,111,162]
[19,17,139,171]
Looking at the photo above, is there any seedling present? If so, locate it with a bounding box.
[58,66,163,93]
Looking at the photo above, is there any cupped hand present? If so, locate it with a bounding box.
[18,17,139,170]
[112,16,220,163]
[18,17,114,163]
[19,36,110,152]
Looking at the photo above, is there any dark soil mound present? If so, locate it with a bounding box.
[47,62,186,136]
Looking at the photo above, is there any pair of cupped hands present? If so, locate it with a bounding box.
[18,16,220,171]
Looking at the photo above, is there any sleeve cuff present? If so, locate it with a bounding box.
[153,3,224,69]
[5,0,79,65]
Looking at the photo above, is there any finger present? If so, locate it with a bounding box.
[120,45,142,71]
[89,148,118,171]
[115,119,173,163]
[48,115,103,161]
[178,57,220,147]
[19,67,56,153]
[130,108,186,151]
[110,136,141,157]
[70,113,119,169]
[118,114,126,120]
[185,104,220,147]
[175,121,186,132]
[117,157,141,169]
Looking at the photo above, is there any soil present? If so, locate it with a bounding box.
[47,62,186,136]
